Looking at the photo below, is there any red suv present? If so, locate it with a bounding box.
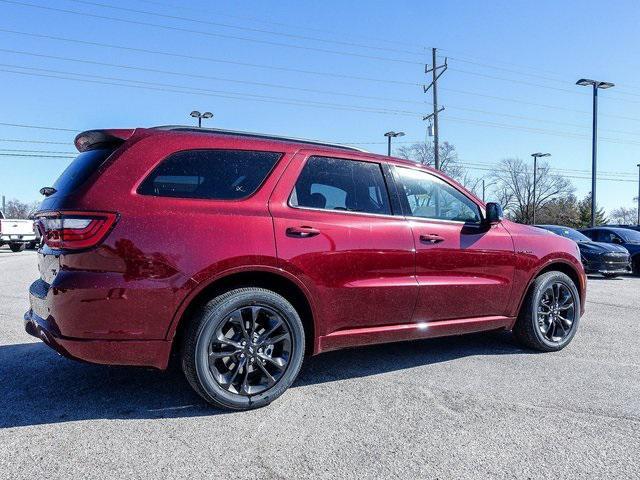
[25,127,586,410]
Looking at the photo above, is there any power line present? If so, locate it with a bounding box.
[8,48,640,137]
[448,67,640,104]
[0,138,69,145]
[4,27,640,126]
[0,0,423,66]
[126,0,640,94]
[0,66,425,117]
[456,163,638,183]
[440,86,640,123]
[0,48,428,105]
[3,64,640,147]
[0,28,421,87]
[131,0,427,51]
[66,0,427,58]
[0,148,75,154]
[0,121,77,132]
[442,55,640,97]
[0,153,74,158]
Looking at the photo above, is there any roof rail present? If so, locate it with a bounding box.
[151,126,368,153]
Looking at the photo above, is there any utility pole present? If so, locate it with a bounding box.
[1,195,4,216]
[423,48,447,170]
[482,180,485,202]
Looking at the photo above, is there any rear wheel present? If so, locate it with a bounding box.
[513,271,580,352]
[9,243,25,252]
[182,288,305,410]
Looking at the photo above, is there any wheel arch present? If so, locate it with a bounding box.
[517,259,585,320]
[168,268,317,359]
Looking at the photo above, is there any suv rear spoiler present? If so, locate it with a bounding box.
[74,129,136,152]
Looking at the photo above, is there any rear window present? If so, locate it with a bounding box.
[53,148,114,195]
[138,149,281,200]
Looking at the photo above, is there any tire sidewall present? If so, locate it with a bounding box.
[193,290,305,410]
[530,273,580,350]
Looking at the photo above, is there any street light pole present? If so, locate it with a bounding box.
[383,131,405,156]
[576,78,614,227]
[531,152,550,225]
[190,110,214,128]
[637,163,640,226]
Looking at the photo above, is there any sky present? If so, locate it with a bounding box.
[0,0,639,214]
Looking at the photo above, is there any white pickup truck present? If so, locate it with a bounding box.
[0,210,37,252]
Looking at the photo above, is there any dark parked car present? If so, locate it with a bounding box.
[25,127,586,410]
[580,227,640,275]
[536,225,631,278]
[608,224,640,233]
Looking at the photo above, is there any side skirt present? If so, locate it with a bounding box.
[317,316,514,353]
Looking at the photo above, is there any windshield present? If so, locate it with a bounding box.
[543,226,591,242]
[618,228,640,243]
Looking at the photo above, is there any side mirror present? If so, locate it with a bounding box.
[612,237,623,245]
[485,202,504,224]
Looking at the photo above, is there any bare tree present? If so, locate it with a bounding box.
[4,199,39,219]
[396,141,465,180]
[609,206,638,225]
[489,158,574,224]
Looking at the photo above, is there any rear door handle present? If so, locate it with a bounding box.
[419,234,445,244]
[286,226,320,238]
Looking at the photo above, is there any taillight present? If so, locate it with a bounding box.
[37,211,118,250]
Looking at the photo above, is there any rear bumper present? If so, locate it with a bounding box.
[24,308,172,369]
[1,233,36,243]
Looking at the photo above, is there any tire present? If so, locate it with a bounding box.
[602,273,619,279]
[9,243,25,252]
[513,271,580,352]
[182,287,305,410]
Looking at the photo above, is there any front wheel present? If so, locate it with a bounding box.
[513,271,580,352]
[602,273,620,279]
[182,288,305,410]
[9,243,25,252]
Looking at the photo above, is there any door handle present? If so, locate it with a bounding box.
[286,226,320,238]
[419,234,445,244]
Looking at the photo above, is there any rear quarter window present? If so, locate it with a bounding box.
[138,149,281,200]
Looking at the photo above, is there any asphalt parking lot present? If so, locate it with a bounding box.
[1,247,639,479]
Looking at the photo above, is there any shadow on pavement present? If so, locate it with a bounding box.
[0,330,525,428]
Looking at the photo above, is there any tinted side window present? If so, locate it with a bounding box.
[290,156,391,215]
[394,166,480,223]
[138,150,281,200]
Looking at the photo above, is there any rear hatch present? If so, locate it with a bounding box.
[30,129,136,317]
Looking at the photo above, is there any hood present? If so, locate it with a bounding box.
[578,241,629,255]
